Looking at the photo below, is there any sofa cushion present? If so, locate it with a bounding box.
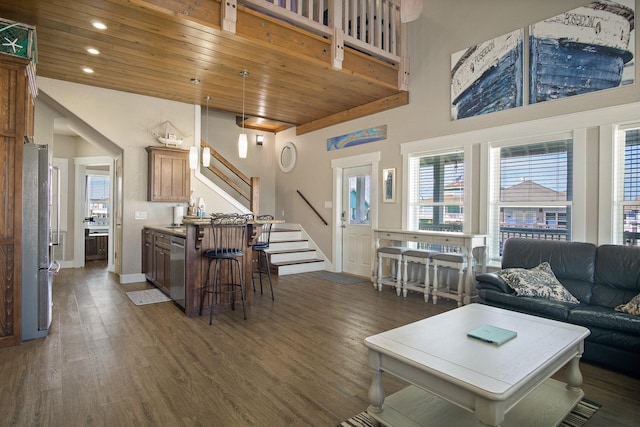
[568,305,640,336]
[592,284,640,309]
[501,238,597,282]
[616,292,640,316]
[478,290,572,321]
[558,278,593,304]
[475,272,513,294]
[595,245,640,293]
[497,262,580,304]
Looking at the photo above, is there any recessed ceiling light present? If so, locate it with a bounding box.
[86,47,100,55]
[92,21,107,30]
[82,67,95,74]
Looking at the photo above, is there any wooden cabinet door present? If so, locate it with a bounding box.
[146,146,190,202]
[142,229,154,280]
[153,233,171,294]
[0,55,33,348]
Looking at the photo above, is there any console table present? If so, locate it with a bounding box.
[373,229,487,304]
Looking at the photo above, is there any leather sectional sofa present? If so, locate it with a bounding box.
[476,237,640,377]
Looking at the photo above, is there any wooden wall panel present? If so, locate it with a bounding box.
[0,54,30,348]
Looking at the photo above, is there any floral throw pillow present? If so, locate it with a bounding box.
[615,293,640,316]
[497,262,580,304]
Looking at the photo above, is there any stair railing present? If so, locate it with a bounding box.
[200,139,260,214]
[297,189,328,226]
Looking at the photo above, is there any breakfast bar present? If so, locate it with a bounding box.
[143,216,282,318]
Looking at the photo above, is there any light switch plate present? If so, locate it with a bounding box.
[135,211,147,220]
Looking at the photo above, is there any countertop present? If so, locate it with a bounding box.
[182,216,284,226]
[144,225,187,237]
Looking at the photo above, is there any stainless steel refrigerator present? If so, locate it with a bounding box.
[22,143,60,341]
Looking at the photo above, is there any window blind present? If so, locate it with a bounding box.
[408,151,464,232]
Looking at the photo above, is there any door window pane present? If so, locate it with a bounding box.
[349,175,370,225]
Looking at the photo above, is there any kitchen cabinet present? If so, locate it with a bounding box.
[85,233,108,260]
[0,54,36,348]
[142,229,154,281]
[153,233,171,294]
[143,227,175,296]
[146,146,190,202]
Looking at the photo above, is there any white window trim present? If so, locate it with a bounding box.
[605,121,640,245]
[483,132,577,263]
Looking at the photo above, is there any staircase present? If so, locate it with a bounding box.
[267,225,325,275]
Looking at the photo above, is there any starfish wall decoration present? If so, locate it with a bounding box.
[2,37,22,54]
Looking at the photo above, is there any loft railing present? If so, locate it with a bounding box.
[239,0,405,72]
[199,139,260,214]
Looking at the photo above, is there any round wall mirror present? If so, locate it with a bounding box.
[278,141,297,173]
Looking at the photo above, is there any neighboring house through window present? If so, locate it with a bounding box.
[487,136,573,260]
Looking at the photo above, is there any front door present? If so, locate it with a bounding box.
[342,165,373,277]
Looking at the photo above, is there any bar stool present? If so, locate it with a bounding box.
[251,214,274,301]
[401,249,439,301]
[375,246,407,295]
[431,253,467,307]
[199,214,248,325]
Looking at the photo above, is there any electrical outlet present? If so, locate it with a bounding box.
[135,211,147,220]
[281,210,285,217]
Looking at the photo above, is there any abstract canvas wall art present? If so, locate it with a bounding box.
[327,125,387,151]
[451,29,524,120]
[529,0,635,104]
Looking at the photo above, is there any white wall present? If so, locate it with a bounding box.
[274,0,640,264]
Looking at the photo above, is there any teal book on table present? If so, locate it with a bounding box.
[467,325,517,346]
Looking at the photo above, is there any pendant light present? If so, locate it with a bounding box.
[238,70,249,159]
[202,96,211,167]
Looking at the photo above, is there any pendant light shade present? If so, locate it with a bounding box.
[202,146,211,167]
[189,146,198,170]
[238,133,248,158]
[202,96,211,167]
[238,70,249,159]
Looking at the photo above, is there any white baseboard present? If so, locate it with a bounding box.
[119,273,147,284]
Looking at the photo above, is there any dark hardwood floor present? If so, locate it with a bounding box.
[0,262,638,426]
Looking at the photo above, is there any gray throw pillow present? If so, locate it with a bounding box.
[497,262,579,304]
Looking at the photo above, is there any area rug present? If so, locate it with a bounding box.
[336,398,601,427]
[126,288,171,306]
[308,270,371,285]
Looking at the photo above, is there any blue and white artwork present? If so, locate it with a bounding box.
[451,29,524,120]
[529,0,635,104]
[327,125,387,151]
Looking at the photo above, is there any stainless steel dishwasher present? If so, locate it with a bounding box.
[169,236,186,309]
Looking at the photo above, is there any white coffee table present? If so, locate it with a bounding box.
[364,304,590,427]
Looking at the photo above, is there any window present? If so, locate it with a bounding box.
[86,174,110,226]
[407,150,464,232]
[348,174,370,225]
[614,125,640,246]
[487,138,573,260]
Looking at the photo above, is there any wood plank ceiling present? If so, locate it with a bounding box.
[0,0,408,134]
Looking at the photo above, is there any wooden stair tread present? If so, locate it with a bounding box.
[268,249,316,254]
[271,259,324,266]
